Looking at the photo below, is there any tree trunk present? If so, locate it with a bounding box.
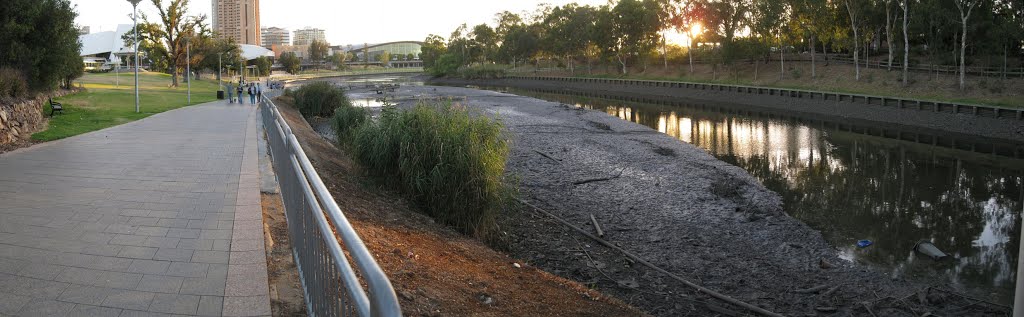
[959,17,968,90]
[823,42,830,66]
[901,0,909,86]
[886,0,895,71]
[846,0,860,81]
[618,54,627,75]
[780,34,785,80]
[1002,44,1007,80]
[662,35,668,70]
[688,45,694,74]
[811,35,816,78]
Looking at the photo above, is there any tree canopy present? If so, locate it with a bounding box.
[0,0,82,92]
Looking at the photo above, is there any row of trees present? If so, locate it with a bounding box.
[423,0,1023,90]
[0,0,82,94]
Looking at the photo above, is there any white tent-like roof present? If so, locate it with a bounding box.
[240,44,274,60]
[79,24,135,57]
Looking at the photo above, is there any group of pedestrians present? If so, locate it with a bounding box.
[225,80,264,105]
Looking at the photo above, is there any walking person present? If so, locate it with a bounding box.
[256,83,262,102]
[237,84,245,104]
[248,84,256,104]
[226,83,234,103]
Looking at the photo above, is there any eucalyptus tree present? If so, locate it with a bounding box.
[898,0,910,85]
[608,0,663,74]
[150,0,206,87]
[844,0,863,80]
[953,0,981,90]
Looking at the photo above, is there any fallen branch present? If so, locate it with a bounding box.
[517,198,784,317]
[821,285,842,297]
[794,285,829,294]
[590,214,604,237]
[573,168,625,185]
[929,287,1012,310]
[533,150,561,163]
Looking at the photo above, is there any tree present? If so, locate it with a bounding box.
[150,0,206,87]
[596,0,662,74]
[953,0,980,90]
[471,24,498,63]
[0,0,83,91]
[421,34,447,70]
[308,39,329,71]
[844,0,862,81]
[377,51,391,66]
[406,53,415,61]
[331,52,349,70]
[279,52,301,74]
[253,56,271,76]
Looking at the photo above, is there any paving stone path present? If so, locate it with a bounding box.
[0,100,270,316]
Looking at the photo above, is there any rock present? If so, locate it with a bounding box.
[616,277,639,289]
[477,293,494,305]
[10,127,18,137]
[512,262,521,268]
[819,258,833,269]
[399,290,415,301]
[0,110,7,123]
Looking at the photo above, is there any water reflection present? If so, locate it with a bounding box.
[508,89,1024,303]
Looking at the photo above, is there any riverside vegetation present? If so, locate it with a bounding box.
[290,82,511,237]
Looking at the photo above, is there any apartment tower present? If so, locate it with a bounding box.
[212,0,261,46]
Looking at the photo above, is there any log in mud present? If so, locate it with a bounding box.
[301,75,1011,316]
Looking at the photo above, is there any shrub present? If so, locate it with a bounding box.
[353,101,510,236]
[0,67,29,100]
[458,65,507,79]
[331,103,369,142]
[429,53,464,77]
[293,81,349,117]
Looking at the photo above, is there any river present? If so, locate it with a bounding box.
[457,86,1024,304]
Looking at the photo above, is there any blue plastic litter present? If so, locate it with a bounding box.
[857,240,873,248]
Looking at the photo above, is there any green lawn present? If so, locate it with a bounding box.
[32,72,222,141]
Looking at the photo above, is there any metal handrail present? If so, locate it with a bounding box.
[260,94,402,317]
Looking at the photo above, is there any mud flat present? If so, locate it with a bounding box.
[312,77,1011,316]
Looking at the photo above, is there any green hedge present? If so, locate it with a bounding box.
[293,81,349,117]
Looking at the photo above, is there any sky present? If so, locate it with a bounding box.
[71,0,608,46]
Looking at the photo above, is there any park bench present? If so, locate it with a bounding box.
[48,98,63,117]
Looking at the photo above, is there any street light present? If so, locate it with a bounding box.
[185,35,191,105]
[128,0,141,113]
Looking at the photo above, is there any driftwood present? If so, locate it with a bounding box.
[590,214,604,237]
[573,168,625,185]
[516,198,785,317]
[533,150,561,163]
[793,285,829,294]
[821,285,842,297]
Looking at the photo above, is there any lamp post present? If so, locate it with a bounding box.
[128,0,141,113]
[186,36,191,105]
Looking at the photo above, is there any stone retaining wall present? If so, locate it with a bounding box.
[0,89,74,147]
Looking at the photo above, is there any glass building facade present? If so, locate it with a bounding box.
[352,41,423,62]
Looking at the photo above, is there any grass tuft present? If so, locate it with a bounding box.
[347,101,511,237]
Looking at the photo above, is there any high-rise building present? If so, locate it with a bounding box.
[260,27,289,49]
[293,27,326,46]
[212,0,261,46]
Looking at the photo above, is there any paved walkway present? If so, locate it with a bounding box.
[0,100,270,316]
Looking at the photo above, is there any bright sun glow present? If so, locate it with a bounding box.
[664,22,703,47]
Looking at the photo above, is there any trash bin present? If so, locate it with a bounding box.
[217,90,225,100]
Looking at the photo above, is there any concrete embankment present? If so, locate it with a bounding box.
[428,77,1024,143]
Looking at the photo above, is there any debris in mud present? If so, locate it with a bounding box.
[587,120,613,131]
[857,240,874,248]
[573,168,625,185]
[617,277,640,289]
[914,241,948,260]
[653,146,677,157]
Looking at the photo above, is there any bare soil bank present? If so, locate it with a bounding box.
[428,77,1024,143]
[273,96,644,317]
[327,79,1011,316]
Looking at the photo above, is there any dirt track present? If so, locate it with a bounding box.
[303,76,1013,316]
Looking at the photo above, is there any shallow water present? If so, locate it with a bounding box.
[481,87,1024,303]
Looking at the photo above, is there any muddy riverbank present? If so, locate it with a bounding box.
[428,77,1024,143]
[303,76,1010,316]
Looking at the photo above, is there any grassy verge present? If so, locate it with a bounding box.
[33,72,220,141]
[288,83,511,237]
[504,62,1023,108]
